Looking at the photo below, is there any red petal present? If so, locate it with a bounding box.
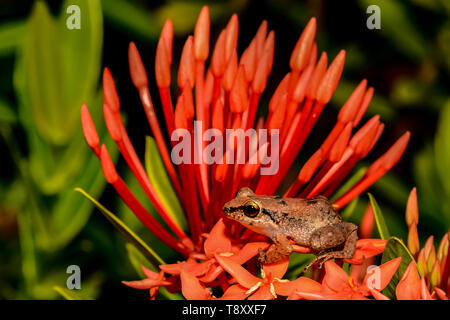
[220,284,251,300]
[230,242,270,265]
[160,259,213,277]
[344,239,386,264]
[204,219,232,256]
[322,260,351,292]
[247,285,273,300]
[370,288,390,300]
[81,104,100,151]
[406,187,419,226]
[420,276,433,300]
[214,253,260,288]
[396,262,421,300]
[180,270,212,300]
[193,6,210,61]
[103,68,120,113]
[122,278,171,290]
[316,50,345,104]
[261,257,289,279]
[290,18,316,71]
[274,277,322,297]
[128,42,148,88]
[363,257,401,291]
[178,36,195,89]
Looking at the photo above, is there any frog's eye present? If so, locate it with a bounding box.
[242,200,262,218]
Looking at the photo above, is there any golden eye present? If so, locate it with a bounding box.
[242,200,262,218]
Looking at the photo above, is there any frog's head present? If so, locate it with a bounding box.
[222,187,280,236]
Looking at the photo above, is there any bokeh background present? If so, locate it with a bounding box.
[0,0,449,299]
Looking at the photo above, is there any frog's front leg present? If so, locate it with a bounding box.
[258,233,292,264]
[304,222,358,271]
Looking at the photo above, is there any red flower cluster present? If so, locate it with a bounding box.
[80,6,421,300]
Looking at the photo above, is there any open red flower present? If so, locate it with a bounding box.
[295,258,401,300]
[214,254,321,300]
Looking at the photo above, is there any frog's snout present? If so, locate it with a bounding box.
[222,204,231,215]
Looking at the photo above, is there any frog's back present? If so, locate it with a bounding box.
[277,196,342,245]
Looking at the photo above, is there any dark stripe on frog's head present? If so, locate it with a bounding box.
[262,208,277,223]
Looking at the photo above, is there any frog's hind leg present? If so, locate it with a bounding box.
[258,234,292,264]
[303,222,358,272]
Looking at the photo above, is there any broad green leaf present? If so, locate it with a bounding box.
[53,286,94,300]
[368,193,390,240]
[0,20,25,56]
[15,0,103,146]
[145,136,187,231]
[381,237,415,299]
[76,188,165,266]
[21,1,66,145]
[13,1,104,194]
[59,0,103,125]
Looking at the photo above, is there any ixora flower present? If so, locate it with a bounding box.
[81,6,411,300]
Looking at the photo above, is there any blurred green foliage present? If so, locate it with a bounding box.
[0,0,449,299]
[1,0,114,299]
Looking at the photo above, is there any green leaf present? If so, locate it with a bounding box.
[75,188,165,266]
[126,243,158,277]
[0,99,17,123]
[145,136,187,231]
[125,243,183,300]
[0,20,25,56]
[53,286,94,300]
[15,0,103,146]
[340,197,359,220]
[368,193,390,240]
[58,0,103,124]
[47,136,118,251]
[20,1,66,145]
[381,237,415,299]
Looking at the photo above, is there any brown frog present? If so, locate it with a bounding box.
[223,187,358,268]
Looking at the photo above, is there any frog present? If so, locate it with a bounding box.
[222,187,358,269]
